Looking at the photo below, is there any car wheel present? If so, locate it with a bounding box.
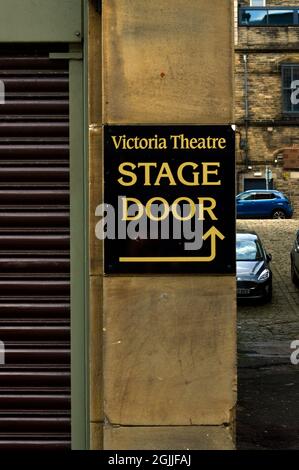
[272,209,286,219]
[291,260,299,287]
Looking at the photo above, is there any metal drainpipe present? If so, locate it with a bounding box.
[243,53,250,167]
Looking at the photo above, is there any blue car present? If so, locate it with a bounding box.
[236,190,293,219]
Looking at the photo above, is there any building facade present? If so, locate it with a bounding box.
[0,0,236,450]
[235,0,299,215]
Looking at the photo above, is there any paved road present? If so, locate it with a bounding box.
[237,219,299,450]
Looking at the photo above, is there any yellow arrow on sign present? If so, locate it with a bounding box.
[119,226,225,263]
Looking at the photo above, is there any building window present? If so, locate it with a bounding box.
[250,0,266,6]
[282,65,299,115]
[239,7,299,26]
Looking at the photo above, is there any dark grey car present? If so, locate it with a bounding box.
[237,231,272,302]
[291,230,299,286]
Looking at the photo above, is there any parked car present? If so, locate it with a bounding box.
[236,190,293,219]
[290,230,299,286]
[237,231,272,302]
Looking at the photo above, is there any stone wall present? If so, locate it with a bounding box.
[235,0,299,215]
[236,125,299,163]
[235,52,299,123]
[88,0,236,450]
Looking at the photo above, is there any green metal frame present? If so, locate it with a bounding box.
[0,0,82,43]
[69,0,90,450]
[69,45,89,449]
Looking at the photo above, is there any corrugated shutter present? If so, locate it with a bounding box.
[0,45,71,450]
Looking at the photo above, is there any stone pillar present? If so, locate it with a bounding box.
[89,0,236,450]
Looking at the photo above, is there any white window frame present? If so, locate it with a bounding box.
[250,0,266,6]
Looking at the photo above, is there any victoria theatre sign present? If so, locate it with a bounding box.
[101,125,236,274]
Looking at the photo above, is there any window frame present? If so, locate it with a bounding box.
[281,63,299,116]
[239,7,299,27]
[250,0,266,7]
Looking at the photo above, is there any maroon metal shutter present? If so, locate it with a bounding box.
[0,45,71,450]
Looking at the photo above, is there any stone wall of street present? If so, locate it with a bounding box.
[235,0,299,214]
[237,219,299,449]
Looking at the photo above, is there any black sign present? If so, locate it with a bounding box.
[103,125,235,274]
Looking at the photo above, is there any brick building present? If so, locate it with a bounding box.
[235,0,299,215]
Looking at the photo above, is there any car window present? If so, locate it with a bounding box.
[236,239,263,261]
[269,193,279,199]
[237,193,255,200]
[254,193,269,200]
